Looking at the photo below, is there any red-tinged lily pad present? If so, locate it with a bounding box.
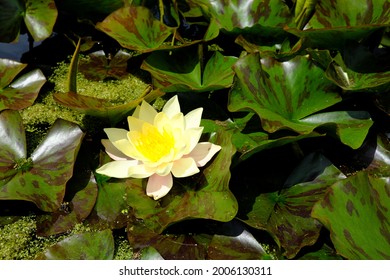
[312,171,390,259]
[35,229,114,260]
[141,48,237,92]
[193,0,293,32]
[0,110,84,212]
[365,134,390,177]
[229,53,374,149]
[0,0,57,42]
[0,59,46,111]
[239,153,345,258]
[285,0,390,49]
[96,6,176,53]
[78,50,131,81]
[36,175,98,236]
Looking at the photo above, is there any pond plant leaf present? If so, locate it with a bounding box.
[308,50,390,92]
[0,110,84,212]
[36,229,114,260]
[285,0,390,50]
[229,53,374,149]
[141,48,237,92]
[36,175,98,236]
[78,50,131,81]
[312,171,390,259]
[96,6,176,53]
[0,59,46,111]
[193,0,293,32]
[240,153,345,258]
[0,0,57,42]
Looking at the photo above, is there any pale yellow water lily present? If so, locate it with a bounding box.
[96,95,221,200]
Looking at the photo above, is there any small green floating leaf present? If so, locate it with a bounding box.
[312,171,390,259]
[0,110,84,212]
[36,229,115,260]
[141,48,237,92]
[96,6,175,53]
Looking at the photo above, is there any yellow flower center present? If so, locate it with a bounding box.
[132,123,174,162]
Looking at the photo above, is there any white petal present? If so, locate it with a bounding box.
[95,160,139,178]
[127,116,145,132]
[162,95,180,118]
[186,142,221,167]
[138,100,157,124]
[146,173,173,200]
[102,139,131,161]
[171,157,199,178]
[127,163,156,178]
[184,108,203,129]
[183,127,203,154]
[104,128,136,158]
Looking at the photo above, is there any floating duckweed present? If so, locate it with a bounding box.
[113,234,134,260]
[50,59,149,106]
[0,216,59,260]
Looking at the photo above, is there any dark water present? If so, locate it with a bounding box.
[0,34,41,61]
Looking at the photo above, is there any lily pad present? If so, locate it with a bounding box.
[308,50,390,92]
[36,229,114,260]
[312,171,390,259]
[141,48,237,92]
[229,53,374,149]
[0,0,57,42]
[96,6,176,53]
[0,110,84,212]
[285,0,390,49]
[0,59,46,111]
[193,0,293,32]
[36,174,98,236]
[78,50,131,81]
[240,153,345,258]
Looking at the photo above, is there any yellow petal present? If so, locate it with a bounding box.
[187,142,221,167]
[171,157,199,178]
[95,160,139,178]
[146,173,173,200]
[101,139,130,161]
[184,108,203,129]
[162,95,180,118]
[137,100,157,124]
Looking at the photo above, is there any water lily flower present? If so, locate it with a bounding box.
[96,95,221,200]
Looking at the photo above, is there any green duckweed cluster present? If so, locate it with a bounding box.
[0,216,134,260]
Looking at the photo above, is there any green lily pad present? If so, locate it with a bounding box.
[312,171,390,259]
[240,153,345,258]
[0,59,46,111]
[0,0,57,42]
[141,48,237,92]
[229,53,373,149]
[193,0,293,32]
[96,6,176,53]
[285,0,390,49]
[36,229,114,260]
[0,110,84,212]
[309,50,390,92]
